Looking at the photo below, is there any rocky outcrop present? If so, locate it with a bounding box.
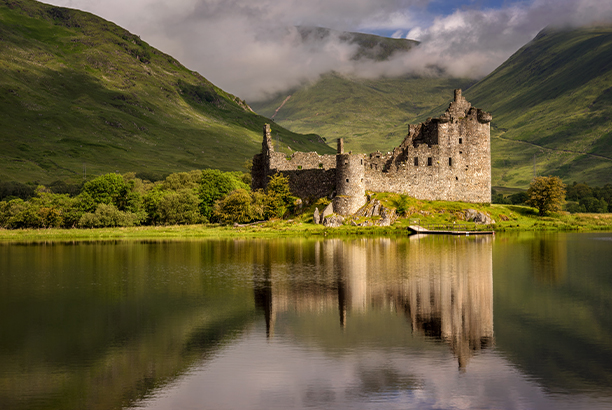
[464,209,495,224]
[322,214,344,227]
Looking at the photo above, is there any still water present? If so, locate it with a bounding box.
[1,233,611,410]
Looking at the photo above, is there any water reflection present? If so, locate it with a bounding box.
[251,236,494,369]
[530,236,568,284]
[3,234,612,410]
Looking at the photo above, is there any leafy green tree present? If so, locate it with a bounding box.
[0,199,24,228]
[78,203,143,228]
[526,176,566,216]
[162,170,202,191]
[566,182,593,201]
[213,189,256,224]
[492,192,511,204]
[81,173,130,210]
[158,189,203,225]
[199,169,249,221]
[142,184,166,225]
[264,173,296,219]
[0,181,35,201]
[509,191,529,205]
[579,196,608,213]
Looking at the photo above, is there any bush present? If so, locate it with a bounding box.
[78,203,143,228]
[390,194,411,216]
[213,189,263,224]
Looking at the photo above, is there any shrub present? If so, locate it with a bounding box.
[213,189,256,224]
[78,203,143,228]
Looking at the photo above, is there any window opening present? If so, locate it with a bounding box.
[427,157,432,166]
[414,157,419,166]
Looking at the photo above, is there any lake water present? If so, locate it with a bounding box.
[1,232,612,410]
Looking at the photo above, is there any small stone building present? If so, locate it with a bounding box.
[251,90,492,215]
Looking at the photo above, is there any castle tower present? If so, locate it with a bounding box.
[333,138,366,215]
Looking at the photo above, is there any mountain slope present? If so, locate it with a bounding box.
[0,0,333,183]
[465,25,612,187]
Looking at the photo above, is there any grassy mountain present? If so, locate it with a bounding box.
[464,25,612,188]
[0,0,333,184]
[251,73,474,154]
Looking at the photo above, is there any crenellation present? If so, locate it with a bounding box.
[251,90,492,215]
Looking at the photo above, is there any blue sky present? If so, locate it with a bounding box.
[47,0,612,101]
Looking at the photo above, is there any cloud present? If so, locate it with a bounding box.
[45,0,612,101]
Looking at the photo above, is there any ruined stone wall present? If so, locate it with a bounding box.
[364,90,491,203]
[251,90,491,213]
[251,137,337,198]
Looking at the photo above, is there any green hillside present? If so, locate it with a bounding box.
[0,0,333,184]
[251,73,474,154]
[465,26,612,188]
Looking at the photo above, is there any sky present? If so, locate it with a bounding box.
[44,0,612,101]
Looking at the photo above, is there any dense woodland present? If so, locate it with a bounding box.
[0,170,298,229]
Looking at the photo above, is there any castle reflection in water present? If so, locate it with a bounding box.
[252,236,493,369]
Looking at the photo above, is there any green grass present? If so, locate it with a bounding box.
[0,0,334,184]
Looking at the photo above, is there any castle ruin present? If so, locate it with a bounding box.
[251,90,492,215]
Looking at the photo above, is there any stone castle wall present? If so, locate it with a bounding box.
[251,90,492,215]
[334,153,367,215]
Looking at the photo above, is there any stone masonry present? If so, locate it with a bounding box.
[251,90,492,215]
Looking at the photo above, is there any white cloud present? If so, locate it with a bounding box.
[43,0,612,101]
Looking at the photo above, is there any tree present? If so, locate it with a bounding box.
[264,173,296,219]
[580,196,608,213]
[213,189,258,224]
[199,169,249,221]
[526,176,566,216]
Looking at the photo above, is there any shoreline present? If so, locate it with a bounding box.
[1,213,611,242]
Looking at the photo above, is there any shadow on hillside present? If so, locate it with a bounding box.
[504,205,538,217]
